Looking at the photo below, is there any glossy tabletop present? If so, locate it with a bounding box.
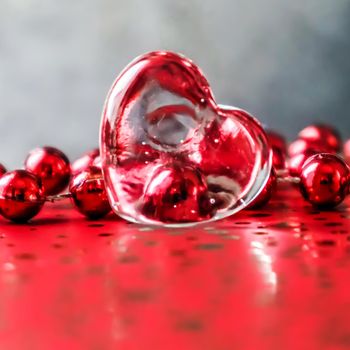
[0,184,349,350]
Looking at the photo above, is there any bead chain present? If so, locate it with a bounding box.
[0,123,349,223]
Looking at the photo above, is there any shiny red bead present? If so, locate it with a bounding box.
[0,170,44,222]
[266,130,287,170]
[298,124,341,153]
[299,153,350,208]
[266,130,287,153]
[24,146,71,196]
[288,150,318,177]
[71,149,99,175]
[248,167,277,209]
[288,138,333,157]
[92,156,101,168]
[69,166,111,219]
[0,164,6,177]
[141,164,215,223]
[271,147,286,170]
[344,139,350,165]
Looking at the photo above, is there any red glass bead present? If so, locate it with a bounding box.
[299,153,350,208]
[266,130,287,170]
[0,164,6,177]
[288,149,318,177]
[92,156,101,168]
[24,146,71,196]
[69,166,111,219]
[248,167,277,209]
[288,138,333,157]
[271,146,286,170]
[71,149,99,175]
[141,164,215,223]
[266,130,287,153]
[344,139,350,165]
[0,170,44,222]
[100,51,271,226]
[298,124,341,153]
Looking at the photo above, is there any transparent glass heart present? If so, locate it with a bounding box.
[100,51,271,227]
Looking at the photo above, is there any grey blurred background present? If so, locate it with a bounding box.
[1,0,350,168]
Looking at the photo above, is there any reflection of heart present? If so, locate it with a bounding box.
[100,51,271,227]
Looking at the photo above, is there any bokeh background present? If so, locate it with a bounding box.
[1,0,350,167]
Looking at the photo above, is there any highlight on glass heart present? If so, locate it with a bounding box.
[0,51,349,226]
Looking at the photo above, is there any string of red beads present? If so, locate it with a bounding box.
[248,124,350,209]
[0,147,111,222]
[0,124,349,223]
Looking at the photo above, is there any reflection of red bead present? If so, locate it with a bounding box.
[288,138,333,157]
[25,146,71,196]
[298,124,341,153]
[70,166,111,219]
[288,150,317,176]
[248,167,277,209]
[0,170,44,222]
[142,164,215,223]
[299,153,349,208]
[0,164,6,177]
[71,149,99,175]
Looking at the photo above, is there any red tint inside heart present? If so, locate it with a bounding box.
[141,164,215,222]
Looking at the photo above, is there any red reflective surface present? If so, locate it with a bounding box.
[0,185,350,349]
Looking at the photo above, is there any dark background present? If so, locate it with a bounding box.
[1,0,349,167]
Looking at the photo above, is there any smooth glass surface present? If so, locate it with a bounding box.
[100,51,271,226]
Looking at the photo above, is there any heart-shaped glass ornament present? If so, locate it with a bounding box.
[100,51,272,227]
